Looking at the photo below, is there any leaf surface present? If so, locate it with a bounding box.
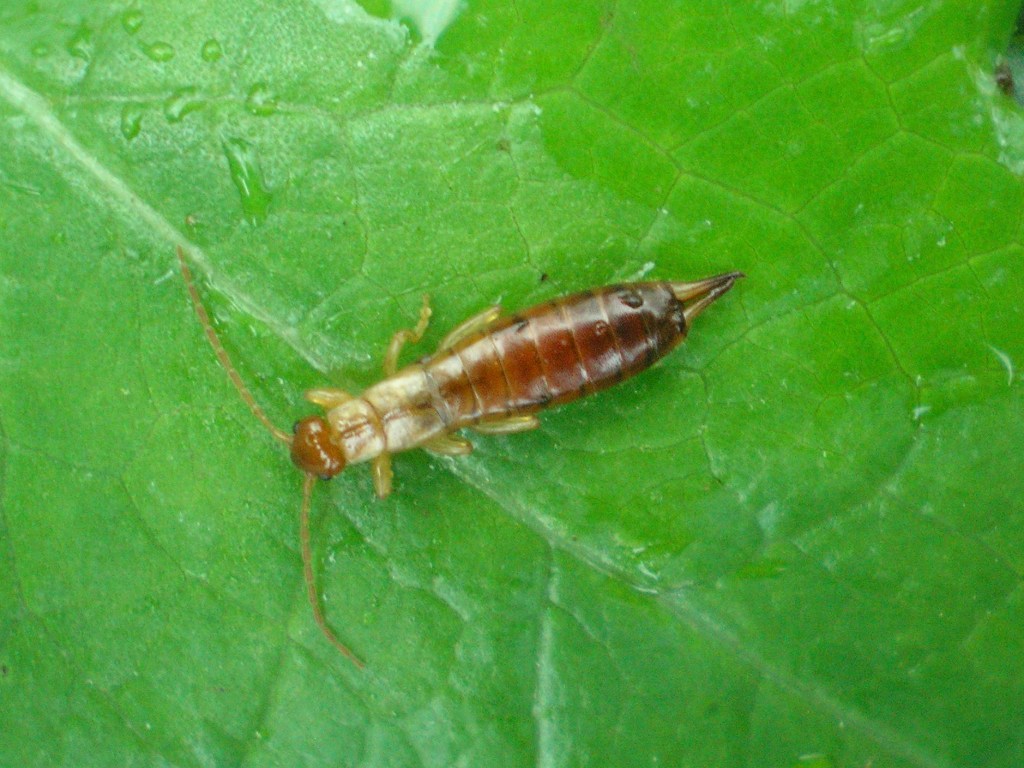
[1,2,1022,767]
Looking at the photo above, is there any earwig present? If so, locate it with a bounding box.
[176,246,742,666]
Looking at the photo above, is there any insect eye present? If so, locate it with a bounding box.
[292,420,300,434]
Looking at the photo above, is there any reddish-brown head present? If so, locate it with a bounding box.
[290,416,346,479]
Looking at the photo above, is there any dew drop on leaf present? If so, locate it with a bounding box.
[163,87,203,122]
[120,103,143,141]
[245,83,277,116]
[222,138,272,224]
[201,38,223,62]
[144,41,176,62]
[121,9,143,34]
[66,25,93,62]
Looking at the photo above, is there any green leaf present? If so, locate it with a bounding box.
[1,1,1022,766]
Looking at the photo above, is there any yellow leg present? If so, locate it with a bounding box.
[422,434,474,456]
[371,454,393,498]
[305,388,354,409]
[471,415,540,434]
[384,295,432,377]
[438,305,502,351]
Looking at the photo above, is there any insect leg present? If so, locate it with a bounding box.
[383,294,432,377]
[371,454,394,498]
[471,415,540,434]
[422,434,473,456]
[305,388,355,409]
[437,305,502,350]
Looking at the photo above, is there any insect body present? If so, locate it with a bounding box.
[176,247,742,665]
[291,276,743,497]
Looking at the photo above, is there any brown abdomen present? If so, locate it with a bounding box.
[423,283,688,426]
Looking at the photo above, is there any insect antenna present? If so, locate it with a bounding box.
[300,473,365,667]
[176,246,291,444]
[178,247,363,667]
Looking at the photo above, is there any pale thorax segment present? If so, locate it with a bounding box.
[325,365,448,465]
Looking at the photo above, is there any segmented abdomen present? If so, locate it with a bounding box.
[423,282,689,427]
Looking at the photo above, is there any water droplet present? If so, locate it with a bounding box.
[143,41,175,62]
[120,103,143,140]
[163,87,203,122]
[245,83,277,116]
[391,0,464,47]
[201,38,223,62]
[66,25,94,62]
[222,138,272,224]
[121,9,143,34]
[31,42,50,57]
